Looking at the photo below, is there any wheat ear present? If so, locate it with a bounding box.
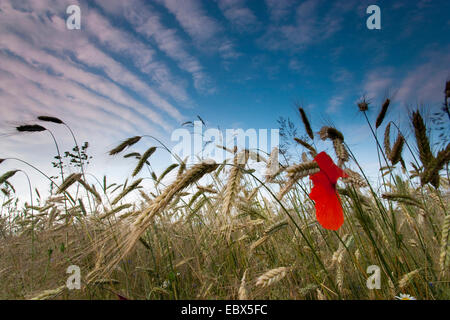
[439,215,450,275]
[223,151,249,216]
[89,160,218,282]
[255,267,289,288]
[238,270,249,300]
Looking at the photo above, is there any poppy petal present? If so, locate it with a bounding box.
[313,151,347,183]
[310,171,344,230]
[309,152,346,230]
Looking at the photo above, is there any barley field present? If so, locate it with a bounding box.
[0,93,449,300]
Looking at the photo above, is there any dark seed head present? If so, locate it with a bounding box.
[37,116,64,124]
[357,98,369,112]
[16,124,46,132]
[294,137,317,155]
[0,170,19,184]
[298,107,314,140]
[412,110,433,167]
[375,98,390,129]
[109,136,142,155]
[319,126,344,141]
[123,152,141,159]
[390,134,405,165]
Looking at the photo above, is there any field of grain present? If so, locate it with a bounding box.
[0,93,449,300]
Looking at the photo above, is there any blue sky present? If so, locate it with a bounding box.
[0,0,449,199]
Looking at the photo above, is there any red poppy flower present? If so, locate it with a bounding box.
[309,152,347,230]
[117,293,128,300]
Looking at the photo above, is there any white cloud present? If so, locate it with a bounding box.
[0,33,173,131]
[0,1,184,124]
[362,47,449,109]
[0,54,158,135]
[265,0,296,22]
[218,40,241,60]
[0,0,190,201]
[331,68,353,84]
[157,0,222,43]
[259,0,357,51]
[154,0,240,63]
[396,49,450,106]
[326,95,345,114]
[217,0,260,33]
[363,69,394,100]
[94,0,216,93]
[85,10,190,103]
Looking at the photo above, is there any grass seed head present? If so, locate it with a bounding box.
[37,116,64,124]
[439,215,450,274]
[238,271,248,300]
[294,138,317,156]
[333,139,349,166]
[412,111,433,168]
[375,98,390,129]
[256,267,289,288]
[298,107,314,140]
[357,98,369,112]
[384,123,392,158]
[390,133,405,165]
[319,126,344,141]
[286,161,320,179]
[56,173,82,194]
[132,147,156,177]
[16,124,46,132]
[398,269,419,289]
[0,170,19,184]
[109,136,142,156]
[445,80,450,99]
[343,168,367,188]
